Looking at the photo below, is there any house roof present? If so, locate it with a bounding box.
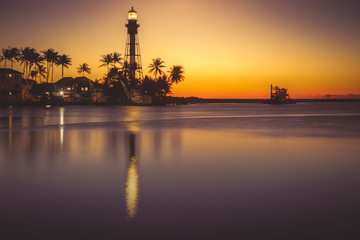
[74,77,92,85]
[54,77,93,86]
[0,68,22,74]
[54,77,74,86]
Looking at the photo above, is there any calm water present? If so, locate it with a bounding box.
[1,103,360,239]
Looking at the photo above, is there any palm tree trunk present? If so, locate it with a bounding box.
[52,62,54,83]
[35,65,38,83]
[46,61,49,83]
[25,61,27,79]
[22,63,25,78]
[62,65,64,79]
[4,59,6,68]
[28,63,31,80]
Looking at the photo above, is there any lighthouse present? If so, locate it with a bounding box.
[124,7,143,86]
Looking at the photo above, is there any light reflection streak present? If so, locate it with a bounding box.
[59,108,65,149]
[124,106,140,133]
[125,107,140,221]
[60,127,64,149]
[59,108,65,126]
[126,153,139,220]
[8,107,13,150]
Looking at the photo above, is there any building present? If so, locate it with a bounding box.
[125,7,143,83]
[122,7,152,105]
[53,77,97,103]
[131,89,152,105]
[265,84,296,104]
[93,85,107,103]
[0,68,23,102]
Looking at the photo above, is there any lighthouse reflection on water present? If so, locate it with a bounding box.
[124,107,140,221]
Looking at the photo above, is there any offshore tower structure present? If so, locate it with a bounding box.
[124,7,143,87]
[264,84,296,104]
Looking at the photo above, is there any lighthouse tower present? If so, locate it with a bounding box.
[124,7,143,86]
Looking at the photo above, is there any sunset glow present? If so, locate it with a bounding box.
[1,0,359,98]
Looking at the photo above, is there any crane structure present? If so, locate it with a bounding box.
[265,84,296,104]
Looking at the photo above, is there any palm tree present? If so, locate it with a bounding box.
[37,64,47,83]
[148,58,165,79]
[56,54,72,79]
[168,65,185,84]
[77,63,91,76]
[99,54,112,76]
[157,75,171,96]
[122,61,131,78]
[41,48,59,83]
[111,52,122,68]
[8,47,20,69]
[31,51,43,81]
[18,47,28,77]
[19,47,36,79]
[41,49,52,82]
[2,47,12,68]
[30,70,38,80]
[0,55,3,66]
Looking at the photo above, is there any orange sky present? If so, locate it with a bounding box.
[1,0,360,98]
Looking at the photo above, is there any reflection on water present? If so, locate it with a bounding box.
[8,107,13,150]
[125,107,140,221]
[60,108,65,149]
[126,133,139,220]
[1,103,360,238]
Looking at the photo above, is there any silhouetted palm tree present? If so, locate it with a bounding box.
[99,54,112,76]
[2,47,12,68]
[30,70,38,80]
[37,64,47,83]
[18,48,28,76]
[19,47,36,79]
[77,63,91,76]
[122,61,131,78]
[30,51,43,82]
[56,54,72,79]
[168,65,185,84]
[148,58,165,79]
[157,75,171,96]
[140,75,171,97]
[42,48,58,83]
[8,47,20,69]
[111,52,122,68]
[0,55,3,66]
[108,67,119,79]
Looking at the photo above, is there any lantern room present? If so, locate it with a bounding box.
[128,7,137,21]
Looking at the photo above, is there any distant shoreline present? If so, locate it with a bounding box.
[195,98,360,103]
[1,98,360,107]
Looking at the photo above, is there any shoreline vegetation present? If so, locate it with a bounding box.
[1,98,359,107]
[2,47,359,107]
[0,46,186,106]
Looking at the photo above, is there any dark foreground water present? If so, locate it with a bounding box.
[1,103,360,239]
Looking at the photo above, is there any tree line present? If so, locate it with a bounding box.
[100,54,185,97]
[1,46,72,83]
[1,46,185,98]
